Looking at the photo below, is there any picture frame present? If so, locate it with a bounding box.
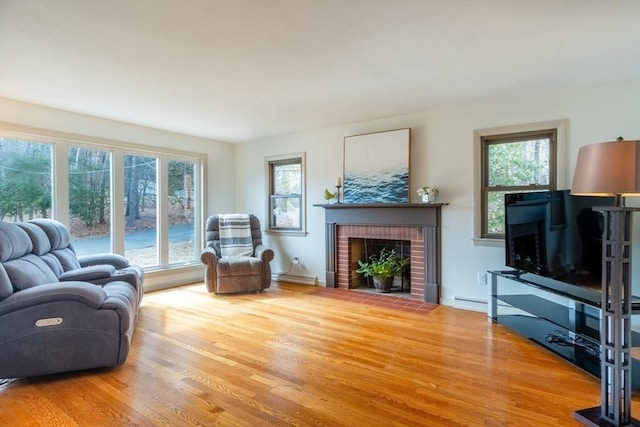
[343,128,410,204]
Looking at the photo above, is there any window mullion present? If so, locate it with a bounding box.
[112,149,125,254]
[158,157,169,267]
[53,142,70,223]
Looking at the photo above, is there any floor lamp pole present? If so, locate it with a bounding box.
[574,206,639,427]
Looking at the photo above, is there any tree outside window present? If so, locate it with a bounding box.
[0,138,52,222]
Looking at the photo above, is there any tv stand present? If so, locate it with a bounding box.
[488,270,640,388]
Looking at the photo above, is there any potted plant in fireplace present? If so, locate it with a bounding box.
[356,248,410,293]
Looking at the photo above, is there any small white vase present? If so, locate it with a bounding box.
[421,193,435,203]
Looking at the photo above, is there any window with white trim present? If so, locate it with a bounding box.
[0,131,204,271]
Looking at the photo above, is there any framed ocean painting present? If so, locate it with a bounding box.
[343,128,410,204]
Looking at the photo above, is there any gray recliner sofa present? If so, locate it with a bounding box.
[0,219,144,378]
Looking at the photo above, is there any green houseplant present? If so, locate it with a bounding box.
[356,248,410,292]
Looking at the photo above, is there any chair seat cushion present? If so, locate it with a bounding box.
[217,257,262,277]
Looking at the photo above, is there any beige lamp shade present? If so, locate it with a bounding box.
[571,138,640,197]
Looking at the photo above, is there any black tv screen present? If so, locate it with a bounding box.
[504,189,615,288]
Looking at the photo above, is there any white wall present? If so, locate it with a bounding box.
[236,76,640,309]
[0,97,236,215]
[2,77,639,304]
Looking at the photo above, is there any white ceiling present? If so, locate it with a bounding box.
[1,0,639,143]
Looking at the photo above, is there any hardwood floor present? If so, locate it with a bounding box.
[0,281,634,426]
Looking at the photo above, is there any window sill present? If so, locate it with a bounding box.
[472,237,505,247]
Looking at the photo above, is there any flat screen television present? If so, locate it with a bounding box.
[504,189,615,290]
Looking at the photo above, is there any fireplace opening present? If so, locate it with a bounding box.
[350,238,411,295]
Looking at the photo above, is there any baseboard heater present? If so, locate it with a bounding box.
[273,273,317,286]
[453,296,518,313]
[453,296,488,312]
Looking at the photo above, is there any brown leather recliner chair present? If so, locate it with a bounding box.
[200,214,274,294]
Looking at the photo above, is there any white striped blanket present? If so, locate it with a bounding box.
[219,214,253,258]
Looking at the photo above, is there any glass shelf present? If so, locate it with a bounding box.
[489,270,640,311]
[489,270,640,388]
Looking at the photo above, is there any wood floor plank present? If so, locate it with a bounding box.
[0,281,631,426]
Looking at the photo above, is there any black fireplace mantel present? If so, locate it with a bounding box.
[314,203,446,226]
[315,203,446,303]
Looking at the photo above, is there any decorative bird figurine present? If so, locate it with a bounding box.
[323,188,337,201]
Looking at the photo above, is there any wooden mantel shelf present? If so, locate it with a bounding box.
[313,203,448,209]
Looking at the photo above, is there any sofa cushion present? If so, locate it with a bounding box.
[30,219,81,271]
[16,222,52,256]
[52,248,82,271]
[38,253,65,276]
[0,264,13,300]
[0,222,37,299]
[3,255,59,291]
[0,222,33,262]
[30,219,72,250]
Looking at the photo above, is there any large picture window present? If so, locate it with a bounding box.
[0,132,204,273]
[266,153,305,233]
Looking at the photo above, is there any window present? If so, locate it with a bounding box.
[266,153,305,233]
[0,130,204,273]
[167,160,197,265]
[480,129,557,239]
[0,138,52,222]
[124,154,158,267]
[68,146,111,255]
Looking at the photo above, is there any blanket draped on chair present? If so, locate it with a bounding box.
[219,214,254,258]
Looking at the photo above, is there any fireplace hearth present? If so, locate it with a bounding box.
[315,203,445,303]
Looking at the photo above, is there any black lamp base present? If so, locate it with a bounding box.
[574,407,640,427]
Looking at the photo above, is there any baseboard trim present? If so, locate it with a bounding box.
[144,265,203,293]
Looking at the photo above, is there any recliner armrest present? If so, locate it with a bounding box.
[78,253,130,269]
[59,265,116,282]
[0,282,107,316]
[255,244,274,263]
[200,247,220,266]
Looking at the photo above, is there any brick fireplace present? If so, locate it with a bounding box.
[316,203,444,303]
